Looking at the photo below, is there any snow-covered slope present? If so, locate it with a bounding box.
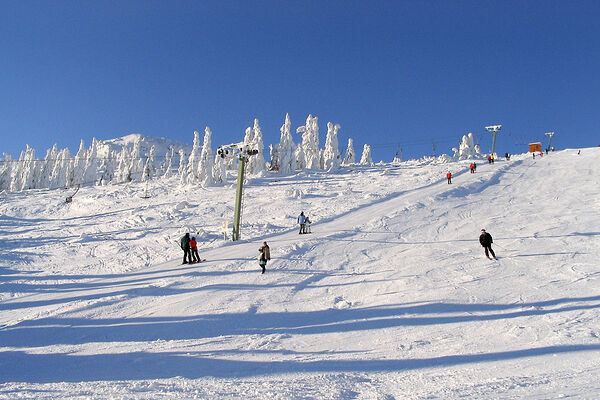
[1,148,599,399]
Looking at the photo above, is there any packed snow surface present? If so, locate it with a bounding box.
[1,148,599,399]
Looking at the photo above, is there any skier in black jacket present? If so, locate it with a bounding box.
[479,229,497,260]
[180,233,192,264]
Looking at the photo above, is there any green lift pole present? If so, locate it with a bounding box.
[232,155,246,241]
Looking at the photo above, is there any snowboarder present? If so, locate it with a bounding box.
[446,172,452,184]
[469,163,475,173]
[479,229,497,260]
[258,241,271,274]
[190,236,200,263]
[180,233,192,264]
[298,211,307,234]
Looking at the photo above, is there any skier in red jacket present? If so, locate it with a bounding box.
[189,236,200,263]
[446,172,452,184]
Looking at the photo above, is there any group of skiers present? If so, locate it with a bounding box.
[179,232,202,264]
[297,211,312,234]
[180,160,505,273]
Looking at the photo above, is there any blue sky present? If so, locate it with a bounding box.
[2,0,599,161]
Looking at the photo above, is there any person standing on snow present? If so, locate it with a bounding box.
[298,211,307,234]
[479,229,497,260]
[469,163,475,173]
[180,233,192,264]
[446,172,452,184]
[258,241,271,274]
[189,236,200,263]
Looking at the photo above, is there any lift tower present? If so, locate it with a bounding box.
[485,125,502,159]
[217,142,259,241]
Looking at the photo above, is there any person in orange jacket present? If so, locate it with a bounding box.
[469,163,475,173]
[189,236,200,263]
[446,172,452,184]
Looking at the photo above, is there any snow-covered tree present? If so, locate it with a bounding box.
[297,114,320,170]
[128,137,144,181]
[198,127,214,186]
[114,147,129,183]
[275,113,297,174]
[178,149,187,185]
[213,151,227,184]
[342,138,356,165]
[452,132,482,160]
[83,138,100,186]
[38,146,56,189]
[0,154,13,190]
[14,145,39,191]
[360,144,374,165]
[72,140,87,186]
[323,122,341,171]
[50,148,72,189]
[162,146,174,177]
[245,119,267,176]
[184,131,202,184]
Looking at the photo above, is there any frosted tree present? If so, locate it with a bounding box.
[116,147,132,183]
[71,140,87,186]
[38,146,57,188]
[294,144,305,170]
[50,148,71,189]
[128,137,144,181]
[198,127,214,186]
[213,151,227,184]
[452,132,482,160]
[141,145,156,182]
[0,154,13,190]
[276,113,296,174]
[359,144,374,165]
[83,138,100,186]
[297,114,320,170]
[162,146,174,177]
[15,145,39,190]
[185,131,202,184]
[323,122,341,171]
[178,149,188,185]
[342,138,356,165]
[9,150,24,191]
[245,119,267,176]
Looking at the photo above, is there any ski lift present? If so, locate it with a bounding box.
[65,185,80,203]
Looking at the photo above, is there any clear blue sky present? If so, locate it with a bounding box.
[2,0,599,161]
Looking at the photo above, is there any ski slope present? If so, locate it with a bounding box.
[1,148,599,399]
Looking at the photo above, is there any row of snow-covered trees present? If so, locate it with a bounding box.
[0,113,375,192]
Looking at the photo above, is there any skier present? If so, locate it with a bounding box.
[446,172,452,184]
[479,229,497,260]
[469,163,475,173]
[180,232,192,264]
[305,215,312,233]
[473,162,477,172]
[190,236,200,263]
[258,241,271,274]
[298,211,307,234]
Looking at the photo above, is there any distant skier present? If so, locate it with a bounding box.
[446,172,452,184]
[258,241,271,274]
[298,211,307,234]
[305,215,312,233]
[469,163,475,173]
[479,229,497,260]
[180,233,192,264]
[190,236,200,263]
[473,162,477,172]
